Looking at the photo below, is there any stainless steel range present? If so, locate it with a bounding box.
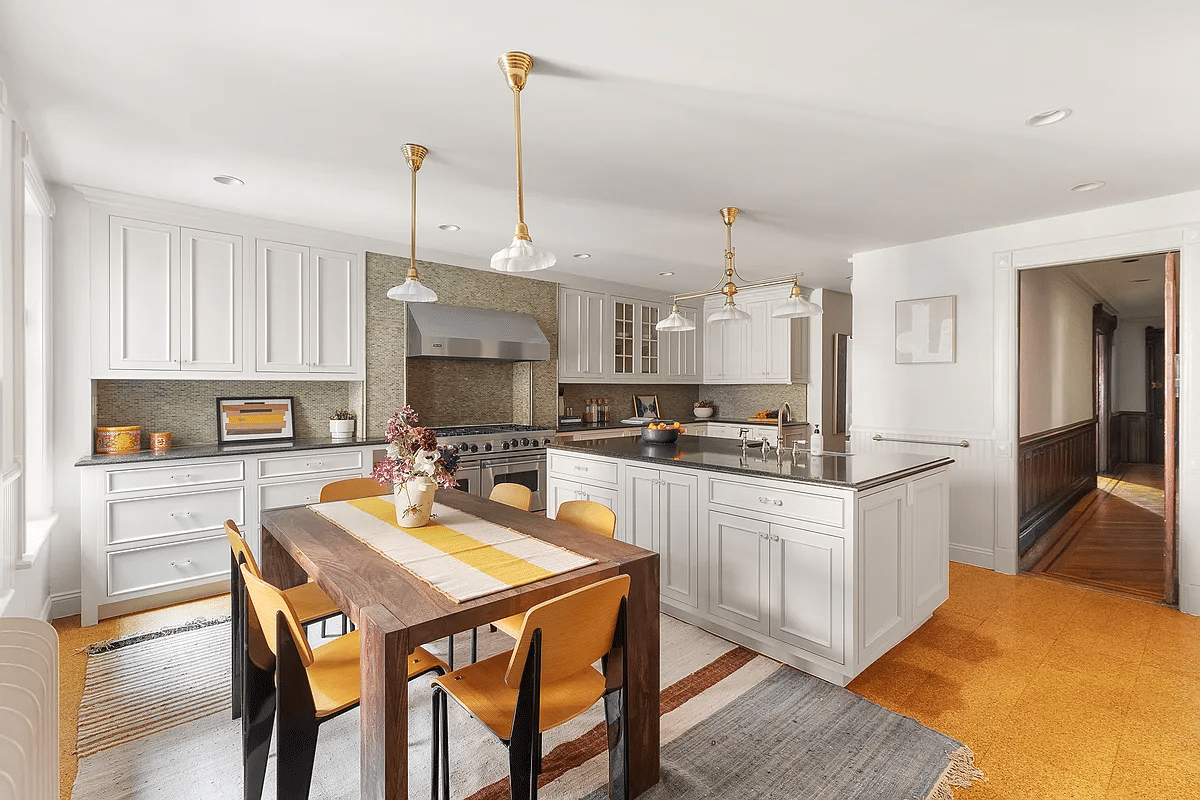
[433,424,555,512]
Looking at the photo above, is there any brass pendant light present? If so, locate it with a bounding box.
[387,143,438,303]
[490,51,556,272]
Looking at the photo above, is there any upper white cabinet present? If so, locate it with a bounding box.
[257,241,359,375]
[703,287,808,384]
[558,287,606,380]
[109,218,242,373]
[611,295,663,380]
[93,201,364,380]
[663,304,701,381]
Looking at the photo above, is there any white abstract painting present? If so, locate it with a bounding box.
[895,295,956,364]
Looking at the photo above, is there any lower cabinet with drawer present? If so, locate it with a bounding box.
[80,444,378,625]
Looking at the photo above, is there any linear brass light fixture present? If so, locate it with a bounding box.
[657,207,822,331]
[387,144,438,303]
[490,51,556,272]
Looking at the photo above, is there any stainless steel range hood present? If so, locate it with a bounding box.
[406,303,551,362]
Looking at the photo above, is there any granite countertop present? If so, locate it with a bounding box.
[556,417,807,433]
[549,434,952,490]
[75,436,389,467]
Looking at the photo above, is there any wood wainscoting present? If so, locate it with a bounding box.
[1018,419,1097,554]
[1110,411,1153,465]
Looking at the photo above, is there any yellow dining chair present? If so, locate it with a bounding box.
[489,483,533,511]
[225,520,341,721]
[431,575,631,800]
[318,476,390,503]
[491,500,617,639]
[239,564,449,800]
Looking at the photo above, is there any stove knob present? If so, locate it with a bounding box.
[458,443,470,453]
[484,443,493,452]
[469,444,478,453]
[509,438,519,448]
[521,438,531,447]
[542,437,551,445]
[502,441,510,450]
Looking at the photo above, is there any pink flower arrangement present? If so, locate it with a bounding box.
[370,406,460,490]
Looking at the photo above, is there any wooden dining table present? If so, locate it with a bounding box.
[259,488,661,800]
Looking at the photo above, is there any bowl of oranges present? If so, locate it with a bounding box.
[642,419,682,443]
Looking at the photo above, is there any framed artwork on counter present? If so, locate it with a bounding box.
[632,394,660,418]
[216,397,295,443]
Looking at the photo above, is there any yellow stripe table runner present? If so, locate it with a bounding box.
[310,495,598,603]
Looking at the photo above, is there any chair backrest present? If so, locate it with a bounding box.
[319,477,390,503]
[224,520,261,579]
[239,564,315,667]
[554,500,616,538]
[505,574,630,687]
[489,483,532,511]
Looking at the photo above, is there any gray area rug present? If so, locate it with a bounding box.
[71,616,983,799]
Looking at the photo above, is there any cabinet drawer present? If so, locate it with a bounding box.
[259,470,362,511]
[105,460,244,494]
[257,449,363,479]
[107,534,228,598]
[547,451,618,485]
[107,486,246,547]
[709,478,846,529]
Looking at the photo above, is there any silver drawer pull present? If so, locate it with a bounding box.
[170,474,191,479]
[169,559,192,567]
[305,461,324,467]
[757,496,784,507]
[170,511,193,517]
[574,465,589,472]
[306,496,317,502]
[770,534,780,541]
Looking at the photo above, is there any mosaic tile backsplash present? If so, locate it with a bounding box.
[560,383,701,421]
[698,383,808,421]
[94,380,356,447]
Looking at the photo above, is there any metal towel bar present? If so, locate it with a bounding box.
[872,434,970,448]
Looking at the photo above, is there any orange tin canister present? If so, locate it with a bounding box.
[96,425,141,454]
[150,431,172,450]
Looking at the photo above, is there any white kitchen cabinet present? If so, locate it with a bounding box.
[707,511,770,633]
[623,465,698,608]
[109,219,245,373]
[108,217,181,370]
[181,228,242,372]
[911,471,951,622]
[611,295,664,381]
[703,288,808,384]
[256,240,360,376]
[856,483,909,665]
[770,522,845,663]
[546,477,618,518]
[663,304,701,382]
[558,287,606,380]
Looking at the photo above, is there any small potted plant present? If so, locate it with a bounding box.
[693,400,714,419]
[329,409,357,439]
[370,406,459,527]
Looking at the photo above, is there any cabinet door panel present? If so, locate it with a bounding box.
[579,484,619,537]
[180,228,242,371]
[857,485,908,663]
[707,511,769,633]
[770,523,844,663]
[911,471,950,621]
[611,297,636,377]
[109,217,179,370]
[559,288,605,379]
[546,478,581,523]
[766,299,793,381]
[660,471,698,608]
[622,466,658,552]
[721,317,748,382]
[665,306,698,380]
[256,240,308,372]
[747,298,769,379]
[639,302,662,377]
[310,249,357,373]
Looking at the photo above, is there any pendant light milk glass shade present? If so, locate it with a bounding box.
[772,294,822,318]
[387,279,438,302]
[656,304,696,332]
[388,143,438,303]
[490,237,556,272]
[708,301,751,324]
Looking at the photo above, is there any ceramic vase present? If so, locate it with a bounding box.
[329,419,355,439]
[693,407,714,419]
[394,477,436,527]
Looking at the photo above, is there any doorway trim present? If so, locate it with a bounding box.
[994,226,1199,613]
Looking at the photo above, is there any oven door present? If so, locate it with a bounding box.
[452,462,483,498]
[481,456,547,512]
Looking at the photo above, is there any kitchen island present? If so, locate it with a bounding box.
[547,434,952,685]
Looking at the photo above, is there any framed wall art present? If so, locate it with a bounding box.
[895,295,956,364]
[216,397,295,443]
[632,394,660,418]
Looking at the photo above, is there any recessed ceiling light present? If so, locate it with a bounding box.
[573,253,592,259]
[437,224,460,231]
[1122,258,1141,263]
[1025,108,1072,127]
[212,175,244,186]
[1069,181,1105,193]
[659,271,674,276]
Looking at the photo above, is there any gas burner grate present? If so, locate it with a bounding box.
[432,424,551,437]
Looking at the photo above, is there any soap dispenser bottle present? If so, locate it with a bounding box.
[809,424,824,456]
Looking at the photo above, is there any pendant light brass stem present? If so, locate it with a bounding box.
[402,143,428,281]
[501,52,535,241]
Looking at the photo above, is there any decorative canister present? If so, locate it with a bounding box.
[96,425,141,454]
[150,431,172,450]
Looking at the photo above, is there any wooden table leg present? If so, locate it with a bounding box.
[621,553,661,797]
[360,605,409,800]
[259,523,307,589]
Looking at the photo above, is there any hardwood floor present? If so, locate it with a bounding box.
[1022,463,1166,602]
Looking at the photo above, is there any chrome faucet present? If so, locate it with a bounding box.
[777,401,792,446]
[759,435,773,459]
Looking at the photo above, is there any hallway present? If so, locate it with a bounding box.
[1023,463,1166,602]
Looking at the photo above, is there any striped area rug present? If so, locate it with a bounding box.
[71,615,983,800]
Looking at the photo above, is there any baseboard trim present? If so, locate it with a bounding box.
[950,544,995,570]
[1018,480,1094,555]
[38,594,53,622]
[50,591,82,620]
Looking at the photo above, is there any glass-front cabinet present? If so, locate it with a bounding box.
[611,296,663,379]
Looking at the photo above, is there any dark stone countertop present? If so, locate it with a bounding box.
[556,417,807,433]
[75,436,389,467]
[548,434,952,491]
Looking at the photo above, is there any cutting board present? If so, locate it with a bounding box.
[745,417,777,423]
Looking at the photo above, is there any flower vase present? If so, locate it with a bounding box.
[394,477,437,528]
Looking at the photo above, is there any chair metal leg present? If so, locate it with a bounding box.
[241,637,274,800]
[277,612,320,800]
[446,635,455,671]
[230,552,243,720]
[439,691,450,800]
[470,627,478,664]
[430,687,441,800]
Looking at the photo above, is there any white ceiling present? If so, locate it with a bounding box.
[1065,253,1168,320]
[4,1,1200,294]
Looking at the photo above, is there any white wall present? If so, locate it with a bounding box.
[1018,269,1098,437]
[851,188,1200,615]
[1112,316,1163,413]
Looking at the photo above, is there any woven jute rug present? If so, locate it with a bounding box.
[71,615,983,799]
